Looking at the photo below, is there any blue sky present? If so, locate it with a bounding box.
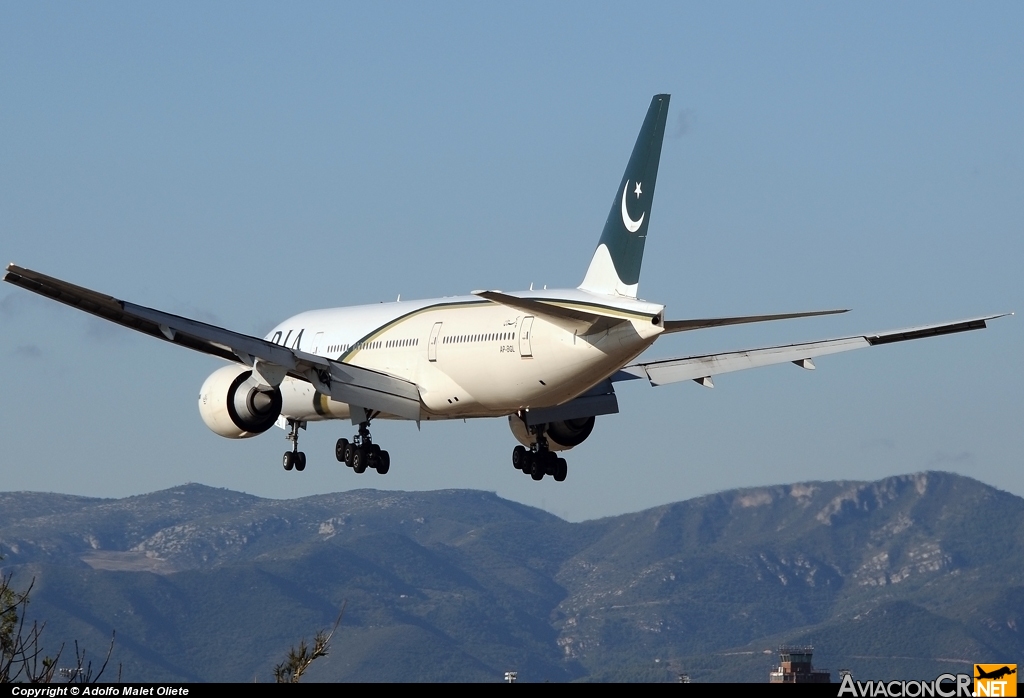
[1,2,1020,521]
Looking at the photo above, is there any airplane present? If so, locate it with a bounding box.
[3,94,1010,483]
[975,666,1016,681]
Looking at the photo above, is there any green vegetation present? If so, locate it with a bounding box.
[274,605,344,683]
[1,473,1022,682]
[0,571,57,682]
[0,562,118,683]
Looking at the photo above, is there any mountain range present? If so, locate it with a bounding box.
[1,471,1022,682]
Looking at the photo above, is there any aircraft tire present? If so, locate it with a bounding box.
[512,445,527,470]
[554,458,567,482]
[376,451,390,475]
[336,438,348,463]
[543,451,557,476]
[353,448,368,473]
[521,452,535,475]
[344,442,355,468]
[283,452,294,471]
[295,452,306,472]
[531,462,545,481]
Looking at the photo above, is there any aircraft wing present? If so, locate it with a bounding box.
[3,264,422,420]
[615,314,1011,387]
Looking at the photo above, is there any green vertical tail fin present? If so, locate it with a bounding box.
[579,94,670,298]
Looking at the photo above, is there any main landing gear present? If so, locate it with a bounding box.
[281,418,391,476]
[336,421,391,475]
[512,430,568,482]
[282,419,307,472]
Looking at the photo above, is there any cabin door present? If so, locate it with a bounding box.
[519,316,534,358]
[428,322,443,362]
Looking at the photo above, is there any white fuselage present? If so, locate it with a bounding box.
[265,288,666,423]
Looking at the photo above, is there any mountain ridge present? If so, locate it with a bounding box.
[1,471,1021,682]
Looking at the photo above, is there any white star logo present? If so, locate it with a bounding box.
[634,181,642,198]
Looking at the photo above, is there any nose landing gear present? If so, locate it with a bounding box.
[336,420,391,475]
[282,419,307,472]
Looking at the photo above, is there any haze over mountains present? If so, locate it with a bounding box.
[1,472,1021,682]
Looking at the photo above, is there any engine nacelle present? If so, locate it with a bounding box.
[198,365,283,439]
[546,416,596,449]
[508,414,596,452]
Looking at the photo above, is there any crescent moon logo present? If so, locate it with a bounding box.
[621,181,644,233]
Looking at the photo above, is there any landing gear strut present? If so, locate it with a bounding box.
[511,427,567,482]
[336,420,390,475]
[282,419,307,472]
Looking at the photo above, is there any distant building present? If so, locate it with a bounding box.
[769,646,831,683]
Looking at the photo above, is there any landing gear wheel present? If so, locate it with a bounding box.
[512,445,527,470]
[521,452,535,476]
[343,420,390,475]
[532,456,548,478]
[543,451,557,476]
[353,448,368,474]
[553,457,567,482]
[376,451,390,475]
[284,420,305,471]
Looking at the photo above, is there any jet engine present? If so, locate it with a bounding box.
[508,414,596,451]
[198,365,283,438]
[546,416,596,449]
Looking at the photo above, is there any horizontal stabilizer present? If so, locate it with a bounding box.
[617,313,1011,387]
[474,291,598,323]
[4,264,423,420]
[663,309,848,334]
[473,290,632,334]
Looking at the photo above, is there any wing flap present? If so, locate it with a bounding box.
[637,337,868,386]
[522,379,619,426]
[328,361,421,421]
[621,314,1010,386]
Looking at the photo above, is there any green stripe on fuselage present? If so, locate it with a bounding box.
[339,299,488,362]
